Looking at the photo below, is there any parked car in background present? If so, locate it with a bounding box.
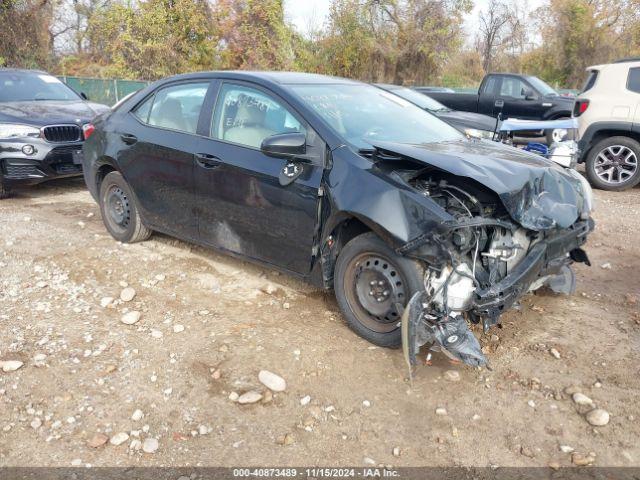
[375,83,497,139]
[0,69,110,198]
[420,73,576,144]
[83,71,593,368]
[574,58,640,191]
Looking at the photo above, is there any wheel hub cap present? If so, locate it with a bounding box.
[107,187,130,228]
[354,255,405,323]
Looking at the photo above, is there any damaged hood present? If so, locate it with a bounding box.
[370,139,585,231]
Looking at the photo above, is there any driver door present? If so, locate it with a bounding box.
[498,76,542,119]
[194,81,325,275]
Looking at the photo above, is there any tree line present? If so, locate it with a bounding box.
[1,0,639,89]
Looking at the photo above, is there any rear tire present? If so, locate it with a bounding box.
[99,171,151,243]
[585,136,640,191]
[334,232,425,348]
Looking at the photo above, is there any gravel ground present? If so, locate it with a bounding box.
[0,177,639,469]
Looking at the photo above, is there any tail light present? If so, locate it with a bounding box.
[573,100,589,117]
[82,123,95,140]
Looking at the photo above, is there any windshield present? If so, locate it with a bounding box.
[380,86,448,111]
[0,72,81,102]
[526,76,558,96]
[291,83,462,150]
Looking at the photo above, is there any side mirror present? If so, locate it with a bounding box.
[260,132,306,158]
[523,88,536,100]
[80,92,89,100]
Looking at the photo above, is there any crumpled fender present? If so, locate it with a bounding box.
[320,145,454,246]
[369,139,586,231]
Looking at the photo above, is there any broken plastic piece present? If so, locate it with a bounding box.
[401,291,487,370]
[546,265,576,295]
[431,315,487,367]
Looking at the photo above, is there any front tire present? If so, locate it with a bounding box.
[334,232,425,348]
[99,171,152,243]
[0,183,10,200]
[585,136,640,191]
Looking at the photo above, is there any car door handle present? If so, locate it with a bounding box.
[494,100,504,108]
[121,133,137,145]
[194,153,221,169]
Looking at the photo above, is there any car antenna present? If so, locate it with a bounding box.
[492,112,502,141]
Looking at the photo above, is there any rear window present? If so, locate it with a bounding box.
[581,70,599,93]
[627,68,640,94]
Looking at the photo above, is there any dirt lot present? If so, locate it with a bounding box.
[1,177,639,469]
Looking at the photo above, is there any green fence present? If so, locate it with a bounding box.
[58,76,150,106]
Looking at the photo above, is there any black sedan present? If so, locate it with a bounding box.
[375,83,498,139]
[0,69,110,198]
[83,71,594,367]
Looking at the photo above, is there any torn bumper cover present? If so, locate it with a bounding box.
[473,218,593,324]
[400,217,594,368]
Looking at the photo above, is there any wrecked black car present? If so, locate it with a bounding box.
[82,72,594,367]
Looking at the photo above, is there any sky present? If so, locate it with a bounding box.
[283,0,544,42]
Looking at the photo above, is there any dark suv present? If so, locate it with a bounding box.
[0,69,110,198]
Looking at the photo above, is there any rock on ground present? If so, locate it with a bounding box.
[142,438,159,453]
[258,370,286,392]
[120,311,141,325]
[586,408,610,426]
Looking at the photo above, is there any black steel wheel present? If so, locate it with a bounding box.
[334,232,425,347]
[99,171,151,243]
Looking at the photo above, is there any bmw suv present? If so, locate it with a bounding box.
[0,69,110,198]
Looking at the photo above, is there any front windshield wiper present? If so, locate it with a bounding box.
[358,148,376,157]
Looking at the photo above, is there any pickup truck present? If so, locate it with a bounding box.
[417,73,576,143]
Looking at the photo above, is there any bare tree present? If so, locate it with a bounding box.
[477,0,510,73]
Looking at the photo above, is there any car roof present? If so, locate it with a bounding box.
[158,70,362,87]
[587,59,640,70]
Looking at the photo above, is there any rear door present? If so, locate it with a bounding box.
[193,81,325,275]
[117,81,213,240]
[628,67,640,128]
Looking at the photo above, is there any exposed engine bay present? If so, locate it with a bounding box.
[397,171,590,369]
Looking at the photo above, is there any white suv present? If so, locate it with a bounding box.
[575,58,640,190]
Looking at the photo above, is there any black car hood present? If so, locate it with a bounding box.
[370,139,585,231]
[434,110,497,132]
[0,100,110,126]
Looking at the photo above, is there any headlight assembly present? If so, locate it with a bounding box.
[568,168,595,214]
[464,128,494,140]
[0,123,41,140]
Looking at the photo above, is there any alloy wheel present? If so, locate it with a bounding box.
[594,145,638,184]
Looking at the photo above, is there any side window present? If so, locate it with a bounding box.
[211,83,305,149]
[133,95,153,123]
[581,70,599,94]
[482,76,499,95]
[627,68,640,94]
[145,82,209,134]
[500,77,527,98]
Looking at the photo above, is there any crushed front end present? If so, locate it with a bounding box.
[394,167,594,368]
